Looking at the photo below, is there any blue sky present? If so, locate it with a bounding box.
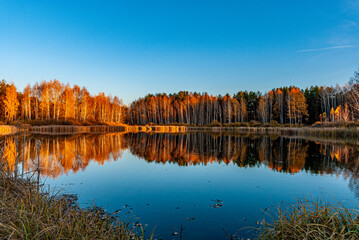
[1,0,359,104]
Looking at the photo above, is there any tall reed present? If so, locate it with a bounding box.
[0,140,149,239]
[257,197,359,240]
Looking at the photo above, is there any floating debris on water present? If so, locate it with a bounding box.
[210,199,224,208]
[210,203,223,208]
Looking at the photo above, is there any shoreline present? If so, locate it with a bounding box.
[0,171,142,239]
[1,124,359,141]
[0,124,188,135]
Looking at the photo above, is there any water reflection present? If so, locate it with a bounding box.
[127,133,359,178]
[2,132,359,239]
[0,133,125,178]
[1,133,359,180]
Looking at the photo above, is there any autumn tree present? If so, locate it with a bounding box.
[61,84,75,120]
[79,87,92,121]
[49,79,63,120]
[39,82,51,119]
[4,84,19,121]
[258,96,267,123]
[32,82,41,120]
[2,70,359,126]
[287,87,308,124]
[342,103,350,122]
[22,84,32,120]
[0,80,9,121]
[274,88,284,124]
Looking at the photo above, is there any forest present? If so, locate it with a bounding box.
[0,80,126,125]
[1,68,359,126]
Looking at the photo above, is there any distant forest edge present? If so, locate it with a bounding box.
[1,68,359,128]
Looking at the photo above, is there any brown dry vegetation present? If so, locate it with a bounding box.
[257,197,359,240]
[0,164,148,239]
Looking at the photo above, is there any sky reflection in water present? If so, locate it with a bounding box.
[2,133,359,239]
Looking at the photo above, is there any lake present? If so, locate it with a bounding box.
[2,132,359,239]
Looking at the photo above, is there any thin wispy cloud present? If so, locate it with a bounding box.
[297,45,356,53]
[345,0,359,13]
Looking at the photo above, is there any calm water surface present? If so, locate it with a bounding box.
[3,132,359,239]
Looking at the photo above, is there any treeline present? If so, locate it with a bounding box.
[0,80,126,124]
[2,68,359,126]
[128,69,359,126]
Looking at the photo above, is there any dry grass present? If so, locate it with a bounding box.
[0,164,149,239]
[257,197,359,240]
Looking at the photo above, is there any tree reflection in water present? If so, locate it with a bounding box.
[1,132,359,193]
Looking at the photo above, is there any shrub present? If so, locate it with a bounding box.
[270,120,281,127]
[240,122,250,127]
[205,120,222,127]
[223,122,242,127]
[311,121,323,128]
[344,122,358,128]
[263,123,272,128]
[249,120,262,127]
[223,123,240,127]
[311,121,359,128]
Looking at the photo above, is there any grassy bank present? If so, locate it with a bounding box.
[0,124,186,135]
[128,120,359,141]
[0,168,147,239]
[29,125,127,135]
[185,126,359,143]
[21,124,359,139]
[125,125,186,133]
[256,197,359,240]
[2,119,359,137]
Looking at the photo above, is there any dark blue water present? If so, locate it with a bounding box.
[22,132,357,240]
